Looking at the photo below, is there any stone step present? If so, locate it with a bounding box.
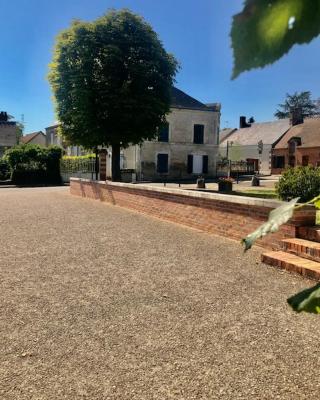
[281,238,320,263]
[297,226,320,242]
[261,250,320,280]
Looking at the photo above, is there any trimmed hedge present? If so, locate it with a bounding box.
[0,158,10,181]
[60,154,96,173]
[5,144,63,185]
[276,166,320,202]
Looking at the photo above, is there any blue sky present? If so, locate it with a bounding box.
[1,0,320,133]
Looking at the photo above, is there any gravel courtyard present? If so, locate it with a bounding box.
[1,186,320,399]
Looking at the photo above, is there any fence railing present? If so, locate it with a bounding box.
[216,160,255,175]
[60,157,98,182]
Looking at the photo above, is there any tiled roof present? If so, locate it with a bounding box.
[171,87,219,111]
[274,118,320,149]
[219,128,237,144]
[220,119,291,146]
[21,131,45,144]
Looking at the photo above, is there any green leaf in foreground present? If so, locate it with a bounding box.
[242,197,299,251]
[287,283,320,314]
[231,0,320,79]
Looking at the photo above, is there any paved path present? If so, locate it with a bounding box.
[1,187,320,399]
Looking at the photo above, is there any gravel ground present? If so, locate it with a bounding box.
[1,186,320,399]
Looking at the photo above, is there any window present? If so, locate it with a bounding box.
[302,155,309,166]
[193,124,204,144]
[157,153,168,174]
[288,140,296,154]
[158,123,169,142]
[272,156,285,169]
[289,156,295,167]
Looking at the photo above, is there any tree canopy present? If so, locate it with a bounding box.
[231,0,320,78]
[48,9,178,180]
[275,91,318,119]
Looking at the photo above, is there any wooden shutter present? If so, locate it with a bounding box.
[157,154,168,173]
[194,125,204,144]
[187,155,193,174]
[202,155,208,174]
[158,123,169,142]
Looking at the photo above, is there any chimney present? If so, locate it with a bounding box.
[290,108,304,126]
[0,111,8,122]
[239,116,251,129]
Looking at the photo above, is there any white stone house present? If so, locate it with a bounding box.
[117,87,221,181]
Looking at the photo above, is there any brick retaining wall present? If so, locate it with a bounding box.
[70,178,316,250]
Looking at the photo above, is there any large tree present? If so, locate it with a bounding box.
[48,9,178,181]
[274,91,318,119]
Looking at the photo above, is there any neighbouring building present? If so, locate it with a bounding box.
[116,87,221,181]
[219,116,291,174]
[45,124,85,156]
[272,115,320,174]
[21,131,46,146]
[0,111,19,156]
[219,127,237,144]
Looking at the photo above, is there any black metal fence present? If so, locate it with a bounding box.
[216,160,255,176]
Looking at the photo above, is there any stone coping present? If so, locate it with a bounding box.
[70,177,288,209]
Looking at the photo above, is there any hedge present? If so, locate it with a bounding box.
[276,166,320,202]
[5,144,63,185]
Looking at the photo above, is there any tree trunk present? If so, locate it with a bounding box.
[111,144,121,181]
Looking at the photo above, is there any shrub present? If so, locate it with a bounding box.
[60,154,96,174]
[276,166,320,202]
[0,158,10,180]
[4,144,63,185]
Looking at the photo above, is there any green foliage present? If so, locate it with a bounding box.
[287,283,320,313]
[5,144,63,185]
[231,0,320,78]
[0,158,10,180]
[61,154,96,173]
[48,9,178,180]
[242,197,299,251]
[276,166,320,202]
[275,91,318,119]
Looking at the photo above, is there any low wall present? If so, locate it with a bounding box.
[70,178,316,250]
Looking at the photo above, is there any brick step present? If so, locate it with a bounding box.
[261,251,320,280]
[297,226,320,242]
[281,238,320,263]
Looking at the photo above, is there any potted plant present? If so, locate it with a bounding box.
[218,177,234,192]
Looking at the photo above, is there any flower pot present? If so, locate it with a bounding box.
[218,181,233,192]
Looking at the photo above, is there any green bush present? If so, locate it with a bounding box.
[276,166,320,202]
[60,154,96,173]
[0,158,10,181]
[5,144,63,185]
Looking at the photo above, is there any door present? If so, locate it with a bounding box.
[192,155,203,174]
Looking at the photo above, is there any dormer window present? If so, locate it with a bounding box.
[288,137,301,154]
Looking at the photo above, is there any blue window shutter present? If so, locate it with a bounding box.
[203,155,208,174]
[157,154,168,173]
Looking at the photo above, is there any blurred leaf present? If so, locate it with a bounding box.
[287,283,320,313]
[314,199,320,210]
[242,197,299,251]
[231,0,320,78]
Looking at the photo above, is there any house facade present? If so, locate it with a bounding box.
[0,112,19,156]
[21,131,46,146]
[272,117,320,174]
[219,116,290,175]
[118,87,221,181]
[45,124,85,156]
